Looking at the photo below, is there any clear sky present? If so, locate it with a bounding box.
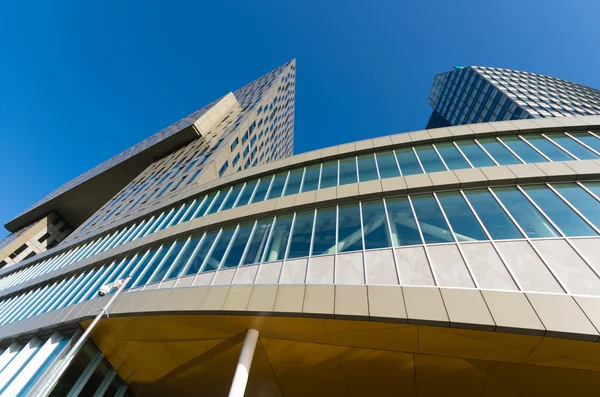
[0,0,598,238]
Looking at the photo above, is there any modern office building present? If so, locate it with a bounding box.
[427,66,600,128]
[1,62,600,396]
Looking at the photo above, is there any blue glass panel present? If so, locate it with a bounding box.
[221,223,254,268]
[206,188,230,215]
[357,154,379,182]
[183,231,218,276]
[385,197,422,246]
[235,180,258,207]
[149,240,187,283]
[500,136,547,163]
[283,169,304,195]
[135,246,169,287]
[569,132,600,153]
[264,215,294,261]
[320,160,338,189]
[523,135,574,161]
[242,219,273,265]
[546,133,599,160]
[338,158,358,185]
[435,142,470,170]
[477,138,520,165]
[456,140,495,167]
[267,172,288,200]
[410,194,454,244]
[165,234,203,279]
[523,185,597,237]
[128,248,159,289]
[493,186,560,238]
[302,165,320,192]
[553,183,600,230]
[395,148,422,175]
[220,183,245,211]
[202,227,236,272]
[361,200,392,249]
[311,207,337,255]
[464,189,523,240]
[415,145,446,173]
[287,210,315,259]
[375,151,400,179]
[337,203,363,252]
[251,177,272,203]
[437,192,487,241]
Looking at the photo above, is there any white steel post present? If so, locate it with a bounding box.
[228,328,259,397]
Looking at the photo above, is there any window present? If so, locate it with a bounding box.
[523,135,573,161]
[493,186,559,238]
[361,200,392,249]
[264,215,293,262]
[337,203,363,252]
[218,161,229,177]
[38,233,52,243]
[375,151,400,178]
[243,219,273,265]
[338,158,358,185]
[287,210,315,259]
[477,138,521,165]
[411,194,454,244]
[456,140,495,167]
[545,133,599,160]
[500,136,547,163]
[395,148,423,175]
[435,143,470,170]
[230,138,239,151]
[357,154,379,182]
[385,197,422,246]
[267,172,288,200]
[553,183,600,229]
[437,191,487,241]
[464,189,522,240]
[9,244,28,259]
[415,145,446,172]
[320,160,338,189]
[311,207,337,255]
[301,165,320,192]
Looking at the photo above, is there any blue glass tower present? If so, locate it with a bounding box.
[427,66,600,128]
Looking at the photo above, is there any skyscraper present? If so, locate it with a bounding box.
[1,62,600,396]
[427,66,600,128]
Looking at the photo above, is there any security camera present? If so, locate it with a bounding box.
[97,285,111,297]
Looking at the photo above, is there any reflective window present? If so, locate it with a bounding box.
[415,145,446,173]
[183,231,217,276]
[235,180,258,207]
[385,197,422,246]
[395,147,422,175]
[311,207,337,255]
[411,194,454,244]
[203,227,235,271]
[149,240,187,283]
[283,169,303,196]
[584,181,600,200]
[165,234,202,279]
[545,133,599,160]
[456,140,495,167]
[464,189,522,240]
[523,185,597,237]
[477,138,521,165]
[287,210,315,259]
[243,219,273,265]
[493,186,559,238]
[553,183,600,230]
[361,200,392,249]
[375,151,400,179]
[338,158,358,185]
[435,142,470,170]
[264,215,293,262]
[337,203,363,252]
[357,154,379,182]
[320,160,338,189]
[251,177,272,203]
[220,183,245,211]
[128,248,159,288]
[267,172,288,200]
[437,192,487,241]
[302,165,320,192]
[221,222,254,268]
[206,189,230,215]
[523,135,574,161]
[568,132,600,153]
[135,246,168,287]
[501,136,547,163]
[200,192,218,216]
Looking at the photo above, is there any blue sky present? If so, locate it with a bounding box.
[0,0,598,237]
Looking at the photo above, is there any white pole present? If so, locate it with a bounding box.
[228,328,259,397]
[34,275,132,397]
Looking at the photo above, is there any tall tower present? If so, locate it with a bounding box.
[427,66,600,128]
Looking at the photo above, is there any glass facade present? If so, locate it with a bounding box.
[427,66,600,128]
[2,131,599,294]
[0,182,599,329]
